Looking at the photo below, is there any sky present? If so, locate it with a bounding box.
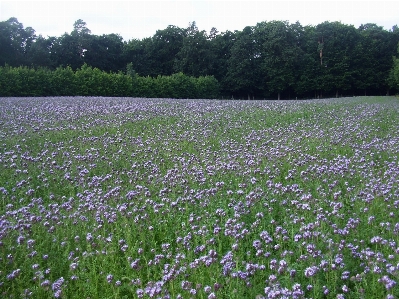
[0,0,398,41]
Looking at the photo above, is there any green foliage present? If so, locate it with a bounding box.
[195,75,220,99]
[0,65,50,96]
[0,65,220,98]
[52,66,78,96]
[391,42,399,89]
[1,96,398,298]
[225,26,262,98]
[2,17,399,98]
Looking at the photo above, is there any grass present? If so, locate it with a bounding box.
[0,96,398,299]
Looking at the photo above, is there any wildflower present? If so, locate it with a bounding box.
[41,280,51,288]
[106,274,113,283]
[86,233,93,242]
[379,275,397,290]
[341,271,350,280]
[51,277,64,292]
[304,266,318,277]
[130,258,140,269]
[342,285,349,293]
[136,288,144,298]
[7,269,21,280]
[54,289,62,298]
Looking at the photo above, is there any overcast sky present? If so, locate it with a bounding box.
[1,0,398,41]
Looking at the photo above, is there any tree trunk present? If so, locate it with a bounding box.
[336,90,339,98]
[277,92,280,101]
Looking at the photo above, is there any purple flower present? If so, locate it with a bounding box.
[379,275,397,290]
[41,280,50,288]
[70,262,78,271]
[86,233,93,242]
[106,274,113,283]
[51,277,64,291]
[136,288,144,298]
[304,266,318,277]
[341,271,350,280]
[130,258,140,269]
[54,289,62,298]
[6,269,21,280]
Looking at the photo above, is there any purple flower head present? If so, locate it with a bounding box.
[70,262,78,271]
[54,289,62,298]
[51,277,64,291]
[106,274,113,283]
[379,275,397,290]
[304,266,318,278]
[208,293,216,299]
[130,258,140,269]
[7,269,21,280]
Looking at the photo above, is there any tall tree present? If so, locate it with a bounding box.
[150,25,185,75]
[26,35,57,68]
[390,42,399,90]
[291,24,318,98]
[255,21,298,100]
[84,33,124,72]
[174,22,215,77]
[0,17,36,66]
[209,30,236,92]
[52,19,92,69]
[314,22,360,97]
[355,23,396,95]
[225,26,261,99]
[122,37,157,76]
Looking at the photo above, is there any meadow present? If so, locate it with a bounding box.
[0,96,398,299]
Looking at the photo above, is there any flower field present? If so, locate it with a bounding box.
[0,96,398,299]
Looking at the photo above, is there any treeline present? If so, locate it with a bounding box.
[0,64,220,98]
[1,17,399,98]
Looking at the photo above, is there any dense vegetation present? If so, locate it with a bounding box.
[1,18,399,98]
[0,64,220,98]
[1,96,398,298]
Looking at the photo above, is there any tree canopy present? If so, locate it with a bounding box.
[1,17,399,98]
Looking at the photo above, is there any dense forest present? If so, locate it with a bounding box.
[1,17,399,99]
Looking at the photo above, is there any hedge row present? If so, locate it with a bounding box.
[0,64,220,98]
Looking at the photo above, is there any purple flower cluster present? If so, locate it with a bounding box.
[0,96,398,298]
